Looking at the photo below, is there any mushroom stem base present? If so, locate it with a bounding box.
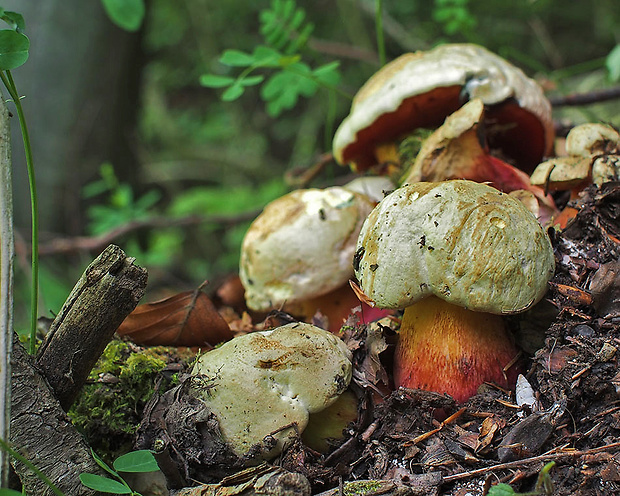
[394,296,520,402]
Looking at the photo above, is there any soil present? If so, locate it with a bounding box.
[112,182,619,495]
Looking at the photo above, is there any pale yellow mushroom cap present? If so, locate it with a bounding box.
[333,44,553,173]
[240,186,374,311]
[565,123,620,157]
[354,180,555,314]
[190,322,352,459]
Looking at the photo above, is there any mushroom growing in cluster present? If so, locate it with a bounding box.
[401,99,558,224]
[332,43,554,175]
[530,123,620,228]
[353,180,555,402]
[188,322,352,461]
[239,183,390,332]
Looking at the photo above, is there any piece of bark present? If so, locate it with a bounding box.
[10,335,106,496]
[35,244,147,410]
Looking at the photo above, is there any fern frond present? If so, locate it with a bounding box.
[259,0,314,55]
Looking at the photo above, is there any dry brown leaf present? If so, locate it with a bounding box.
[117,284,233,347]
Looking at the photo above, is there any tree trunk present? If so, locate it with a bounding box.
[10,337,106,496]
[2,0,145,234]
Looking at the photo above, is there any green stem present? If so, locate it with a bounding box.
[0,438,66,496]
[375,0,385,67]
[0,70,38,355]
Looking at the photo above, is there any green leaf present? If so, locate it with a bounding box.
[199,74,236,88]
[79,473,132,493]
[313,61,341,86]
[0,30,29,70]
[222,83,245,101]
[219,49,256,67]
[1,11,26,32]
[487,483,516,496]
[101,0,145,32]
[0,489,26,496]
[606,44,620,82]
[239,75,265,86]
[113,450,160,473]
[252,46,282,67]
[261,65,318,116]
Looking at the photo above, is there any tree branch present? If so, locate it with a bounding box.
[549,86,620,107]
[35,244,148,410]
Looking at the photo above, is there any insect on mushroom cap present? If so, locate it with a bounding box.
[354,180,555,314]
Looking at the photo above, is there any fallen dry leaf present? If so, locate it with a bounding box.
[117,284,234,347]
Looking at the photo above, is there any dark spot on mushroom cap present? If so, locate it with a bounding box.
[370,264,379,272]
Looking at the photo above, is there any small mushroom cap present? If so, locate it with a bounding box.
[354,180,555,314]
[530,156,592,191]
[240,187,374,311]
[190,322,352,459]
[565,123,620,157]
[333,44,553,172]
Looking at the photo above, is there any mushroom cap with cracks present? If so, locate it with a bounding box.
[354,180,555,314]
[333,44,553,173]
[240,186,374,312]
[190,322,352,460]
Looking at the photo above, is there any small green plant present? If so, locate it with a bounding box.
[0,7,38,354]
[80,449,160,495]
[487,461,556,496]
[432,0,477,37]
[200,0,344,117]
[84,163,161,235]
[0,438,65,496]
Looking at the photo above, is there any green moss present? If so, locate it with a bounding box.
[69,340,185,459]
[343,480,383,495]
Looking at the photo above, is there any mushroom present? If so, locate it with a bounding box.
[401,99,558,224]
[239,184,387,332]
[189,322,352,461]
[530,123,620,228]
[353,180,555,402]
[333,44,554,174]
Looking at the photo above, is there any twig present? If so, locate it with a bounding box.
[442,441,620,483]
[0,88,14,487]
[549,87,620,107]
[26,211,259,257]
[35,244,147,409]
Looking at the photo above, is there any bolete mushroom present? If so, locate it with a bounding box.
[239,184,386,332]
[530,123,620,228]
[333,44,554,174]
[401,99,558,224]
[353,180,555,402]
[189,322,352,461]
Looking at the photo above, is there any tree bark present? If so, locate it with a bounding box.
[35,244,147,410]
[10,336,106,496]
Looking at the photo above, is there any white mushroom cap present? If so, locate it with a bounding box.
[333,44,553,172]
[190,322,352,459]
[354,180,555,314]
[565,123,620,157]
[240,187,374,311]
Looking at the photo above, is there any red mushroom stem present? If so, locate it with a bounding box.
[394,296,521,402]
